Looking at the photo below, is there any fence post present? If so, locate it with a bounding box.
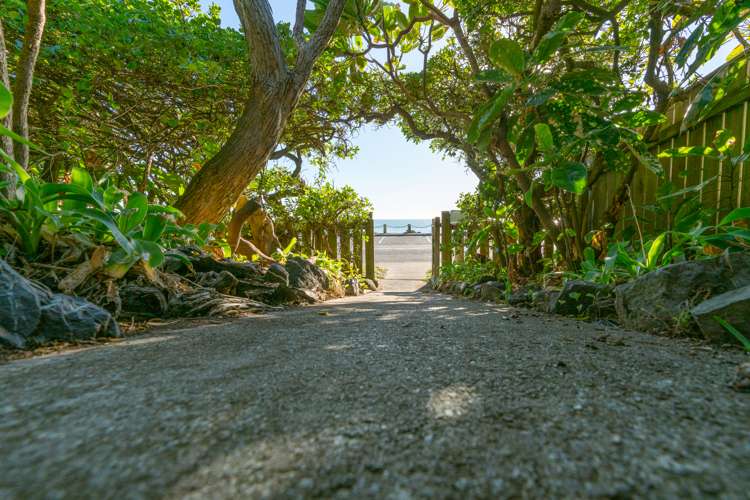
[432,216,440,281]
[326,228,338,259]
[455,229,464,264]
[441,211,452,268]
[365,214,375,281]
[353,226,363,272]
[340,227,352,263]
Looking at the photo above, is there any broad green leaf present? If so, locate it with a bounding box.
[0,148,29,182]
[467,85,514,143]
[719,207,750,226]
[142,213,167,241]
[134,239,165,268]
[533,11,584,63]
[119,192,149,234]
[550,162,587,194]
[0,83,10,119]
[534,123,554,152]
[489,39,525,77]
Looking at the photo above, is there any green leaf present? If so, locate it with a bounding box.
[72,166,94,192]
[534,123,554,152]
[134,239,165,268]
[119,192,149,234]
[550,162,587,194]
[658,146,717,158]
[533,11,584,63]
[467,86,514,143]
[719,207,750,226]
[646,233,666,269]
[0,148,29,183]
[657,175,717,200]
[0,83,11,119]
[142,213,167,241]
[713,316,750,351]
[524,185,534,208]
[489,39,525,77]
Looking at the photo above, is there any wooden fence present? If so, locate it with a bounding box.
[294,214,376,281]
[590,59,750,234]
[433,59,750,277]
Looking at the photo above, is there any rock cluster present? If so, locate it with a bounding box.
[1,260,120,349]
[433,251,750,343]
[1,248,358,349]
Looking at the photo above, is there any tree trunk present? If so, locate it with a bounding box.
[175,83,294,224]
[175,0,345,225]
[12,0,46,169]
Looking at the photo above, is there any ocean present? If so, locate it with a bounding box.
[374,219,432,234]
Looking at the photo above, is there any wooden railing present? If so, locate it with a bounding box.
[294,214,376,281]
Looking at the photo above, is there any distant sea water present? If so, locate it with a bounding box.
[374,219,432,234]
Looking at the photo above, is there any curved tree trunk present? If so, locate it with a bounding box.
[174,0,345,225]
[12,0,46,169]
[175,84,293,224]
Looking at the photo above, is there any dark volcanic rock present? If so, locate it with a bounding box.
[119,285,168,318]
[552,280,612,317]
[197,271,240,295]
[0,260,42,348]
[508,285,541,307]
[1,260,120,348]
[36,294,121,345]
[264,264,289,286]
[691,285,750,342]
[479,281,504,302]
[286,257,329,292]
[615,252,750,333]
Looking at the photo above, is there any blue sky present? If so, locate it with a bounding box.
[199,0,476,219]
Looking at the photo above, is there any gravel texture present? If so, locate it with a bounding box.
[1,289,749,499]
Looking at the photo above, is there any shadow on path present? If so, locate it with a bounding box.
[1,290,748,498]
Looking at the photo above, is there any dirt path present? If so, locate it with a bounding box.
[1,237,749,498]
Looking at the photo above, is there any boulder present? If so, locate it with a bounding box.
[0,260,43,348]
[691,285,750,343]
[35,294,121,345]
[1,260,120,348]
[119,285,168,318]
[507,285,541,307]
[452,282,468,295]
[264,263,289,286]
[286,257,329,292]
[164,246,262,280]
[475,275,497,285]
[479,281,504,302]
[196,271,239,295]
[345,279,361,296]
[532,289,560,313]
[615,253,750,333]
[552,280,612,317]
[273,285,318,304]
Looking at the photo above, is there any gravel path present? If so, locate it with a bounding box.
[1,236,749,498]
[1,290,749,499]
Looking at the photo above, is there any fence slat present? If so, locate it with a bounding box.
[365,215,375,281]
[441,211,451,267]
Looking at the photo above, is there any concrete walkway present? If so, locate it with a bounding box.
[1,238,749,498]
[375,234,431,292]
